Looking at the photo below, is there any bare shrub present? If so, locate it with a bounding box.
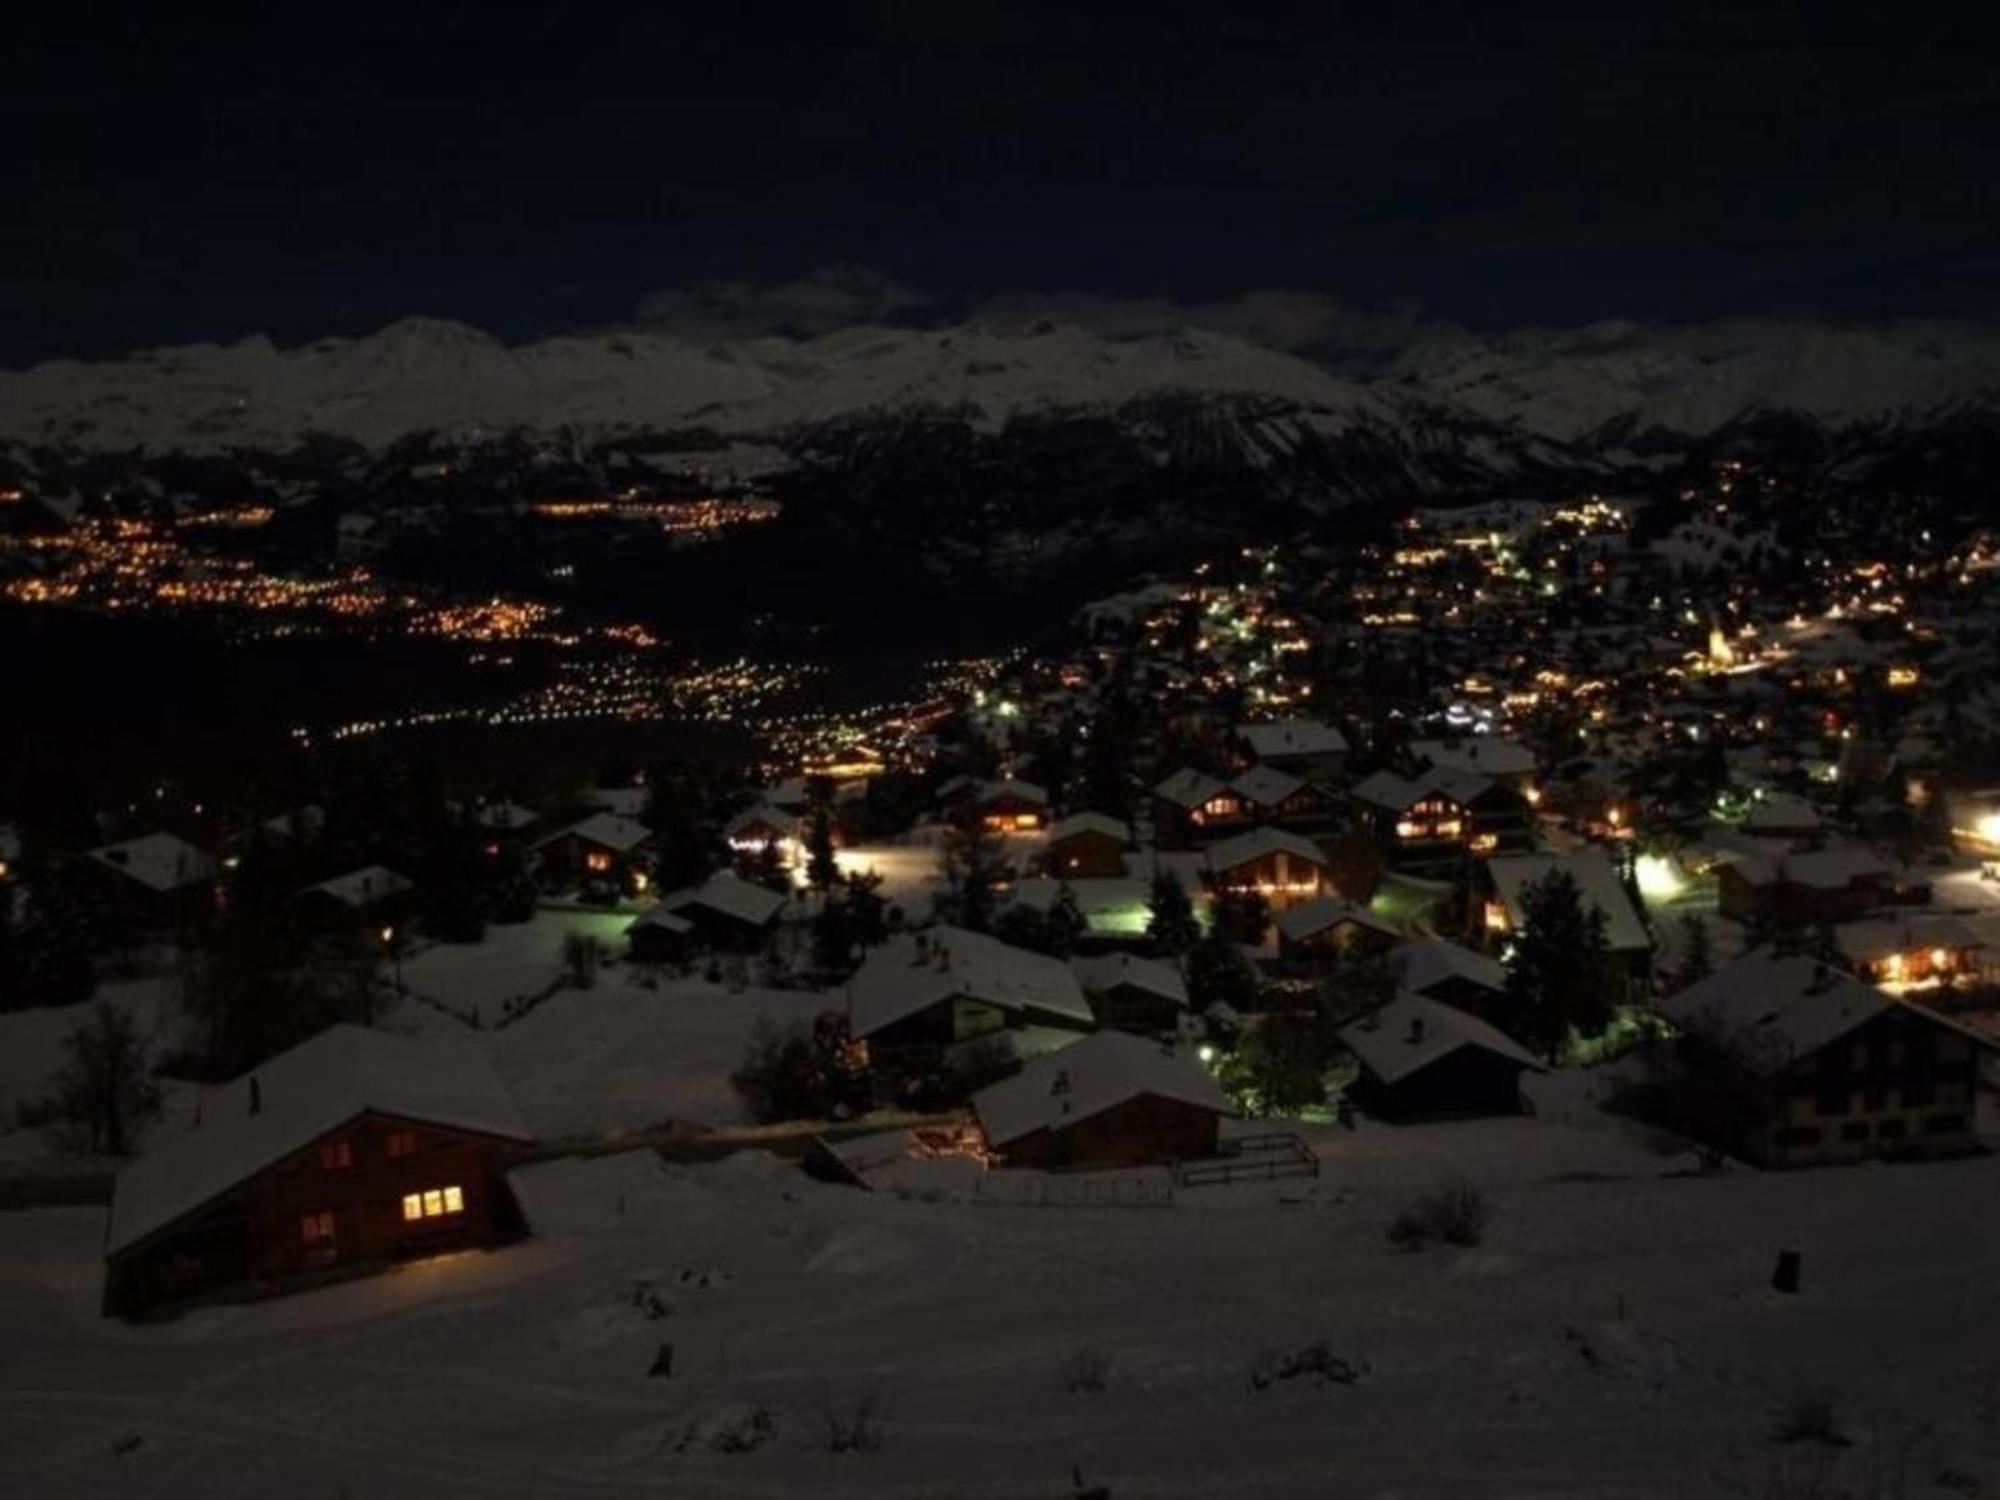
[818,1391,887,1454]
[1248,1340,1365,1391]
[1387,1182,1489,1250]
[1772,1388,1849,1447]
[1060,1347,1112,1394]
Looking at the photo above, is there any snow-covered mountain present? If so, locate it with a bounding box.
[3,314,1998,525]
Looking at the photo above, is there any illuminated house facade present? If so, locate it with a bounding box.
[530,811,654,893]
[1152,766,1245,844]
[1204,827,1334,911]
[1274,896,1402,973]
[103,1026,533,1319]
[941,776,1051,834]
[1046,811,1133,879]
[1476,847,1654,1000]
[1658,954,1996,1168]
[1833,915,1985,991]
[1351,767,1529,870]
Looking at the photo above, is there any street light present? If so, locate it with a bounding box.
[381,925,404,996]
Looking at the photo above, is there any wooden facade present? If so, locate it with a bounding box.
[990,1093,1222,1170]
[105,1112,529,1319]
[1049,826,1129,879]
[1210,848,1330,910]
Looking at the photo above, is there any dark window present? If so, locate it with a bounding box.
[1877,1118,1908,1140]
[300,1211,338,1265]
[386,1131,418,1159]
[1839,1122,1870,1142]
[1814,1088,1850,1117]
[1774,1126,1821,1147]
[1925,1113,1967,1136]
[319,1140,352,1171]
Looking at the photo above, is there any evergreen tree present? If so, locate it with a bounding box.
[941,809,1006,933]
[1211,887,1270,946]
[1145,869,1202,956]
[1044,881,1088,957]
[1675,912,1713,990]
[844,868,889,948]
[1218,1013,1326,1117]
[812,890,854,973]
[804,801,840,894]
[1502,868,1615,1063]
[1184,926,1264,1016]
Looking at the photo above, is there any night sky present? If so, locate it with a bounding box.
[6,2,1999,364]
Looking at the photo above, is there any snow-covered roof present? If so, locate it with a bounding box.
[1071,952,1189,1005]
[1392,937,1508,996]
[1656,953,1997,1076]
[848,926,1094,1039]
[1487,846,1651,953]
[1205,826,1327,875]
[1411,737,1536,779]
[579,785,649,819]
[473,801,539,831]
[973,1030,1230,1148]
[1339,993,1546,1086]
[1230,764,1307,809]
[1153,767,1227,810]
[977,777,1049,807]
[626,906,694,937]
[1236,718,1348,760]
[107,1025,531,1257]
[299,865,413,909]
[1349,770,1425,811]
[725,803,796,839]
[1049,811,1131,845]
[1275,896,1400,946]
[657,871,786,928]
[535,811,653,853]
[1723,843,1892,890]
[87,832,217,893]
[1833,914,1984,962]
[1741,792,1825,834]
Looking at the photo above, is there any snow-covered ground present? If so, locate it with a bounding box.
[5,1113,1999,1498]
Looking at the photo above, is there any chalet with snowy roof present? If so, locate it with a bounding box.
[1832,914,1984,992]
[1715,844,1895,928]
[530,811,654,893]
[294,865,414,928]
[1739,791,1827,840]
[1340,993,1546,1120]
[1274,897,1402,973]
[1229,764,1332,829]
[1477,846,1653,997]
[1352,767,1528,870]
[1410,736,1538,795]
[84,831,219,928]
[725,803,799,859]
[941,776,1050,834]
[578,783,649,819]
[972,1031,1232,1170]
[1656,953,1996,1168]
[632,871,786,956]
[1046,811,1133,879]
[1233,718,1349,779]
[1204,827,1333,911]
[1152,766,1243,844]
[847,926,1095,1058]
[1072,951,1189,1033]
[1391,937,1510,1016]
[103,1025,533,1319]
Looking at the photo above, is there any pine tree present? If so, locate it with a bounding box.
[941,808,1006,933]
[1502,868,1615,1063]
[844,869,889,948]
[1045,881,1088,956]
[1145,870,1202,956]
[804,804,840,893]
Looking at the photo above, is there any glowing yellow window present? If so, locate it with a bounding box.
[402,1185,466,1221]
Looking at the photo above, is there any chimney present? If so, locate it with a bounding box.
[1050,1069,1071,1096]
[248,1076,262,1116]
[1407,1015,1426,1045]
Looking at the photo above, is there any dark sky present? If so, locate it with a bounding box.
[5,2,1998,363]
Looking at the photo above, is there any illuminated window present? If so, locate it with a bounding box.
[402,1185,465,1221]
[301,1211,336,1243]
[319,1140,352,1171]
[585,849,612,873]
[385,1130,418,1159]
[1013,813,1040,830]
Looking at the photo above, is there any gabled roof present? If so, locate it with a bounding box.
[1656,952,1999,1076]
[1349,770,1424,811]
[1487,846,1652,953]
[1049,811,1132,845]
[579,785,649,819]
[657,871,787,928]
[1154,766,1228,810]
[848,926,1094,1039]
[535,811,653,854]
[1411,737,1536,779]
[299,864,413,909]
[977,777,1049,807]
[1392,936,1508,996]
[1071,951,1189,1005]
[725,803,796,839]
[1275,896,1400,946]
[1230,764,1307,809]
[1832,914,1984,963]
[88,832,217,894]
[107,1025,531,1258]
[1236,718,1348,760]
[972,1031,1231,1148]
[472,801,539,831]
[1339,992,1546,1087]
[1205,826,1328,875]
[1741,791,1825,834]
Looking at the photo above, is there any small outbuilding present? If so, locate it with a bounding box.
[1339,993,1546,1120]
[972,1031,1232,1170]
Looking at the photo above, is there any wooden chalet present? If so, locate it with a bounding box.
[847,926,1096,1058]
[1715,844,1896,929]
[1204,827,1333,911]
[631,871,786,956]
[103,1026,533,1319]
[1339,993,1546,1119]
[1152,767,1244,844]
[84,832,219,931]
[1274,896,1402,974]
[294,864,414,930]
[1233,718,1350,780]
[1390,937,1510,1017]
[1046,811,1133,879]
[1657,953,1997,1167]
[1477,846,1654,1000]
[1072,951,1190,1033]
[530,811,654,893]
[1832,914,1984,991]
[972,1031,1232,1170]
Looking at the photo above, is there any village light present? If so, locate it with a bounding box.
[1634,854,1685,902]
